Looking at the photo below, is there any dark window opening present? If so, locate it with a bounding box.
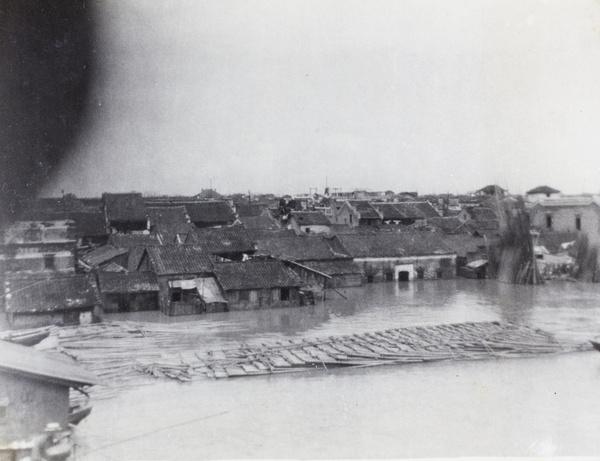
[44,254,55,269]
[239,290,250,301]
[546,215,552,229]
[576,216,581,231]
[305,227,311,234]
[385,272,394,282]
[367,275,374,283]
[437,270,443,279]
[398,271,410,282]
[281,287,290,301]
[417,268,424,279]
[171,290,182,302]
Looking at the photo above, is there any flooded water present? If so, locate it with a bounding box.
[75,280,600,459]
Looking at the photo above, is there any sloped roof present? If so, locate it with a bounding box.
[103,193,147,221]
[441,233,487,257]
[371,203,406,221]
[213,260,303,291]
[5,274,101,313]
[290,211,332,227]
[346,200,382,220]
[0,340,97,387]
[237,215,279,230]
[184,201,236,225]
[247,228,297,240]
[186,226,255,255]
[468,207,497,221]
[255,236,349,261]
[235,204,268,217]
[526,185,561,195]
[80,245,128,268]
[534,196,597,208]
[391,202,427,219]
[68,211,108,237]
[97,271,159,293]
[300,259,363,276]
[144,245,213,275]
[335,232,453,258]
[108,233,161,248]
[412,202,440,218]
[428,217,464,233]
[147,206,189,227]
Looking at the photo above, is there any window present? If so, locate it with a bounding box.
[367,275,374,283]
[171,290,182,302]
[546,215,552,229]
[44,254,55,269]
[385,272,394,282]
[281,287,290,301]
[305,227,311,234]
[576,216,581,231]
[239,290,250,301]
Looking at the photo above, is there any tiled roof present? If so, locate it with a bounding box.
[526,185,561,195]
[255,236,349,261]
[108,233,161,248]
[5,274,101,313]
[235,204,268,217]
[186,226,255,255]
[335,232,453,258]
[300,259,363,276]
[80,245,128,268]
[534,196,597,208]
[347,200,382,220]
[68,211,108,237]
[97,271,159,293]
[440,233,487,257]
[428,217,463,233]
[412,202,440,218]
[213,260,303,291]
[103,193,147,222]
[183,201,236,225]
[371,203,406,221]
[147,206,189,227]
[145,245,213,275]
[237,215,279,230]
[127,246,147,271]
[290,211,332,227]
[0,340,98,387]
[469,207,497,221]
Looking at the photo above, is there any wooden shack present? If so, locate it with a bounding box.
[0,340,97,442]
[96,271,160,312]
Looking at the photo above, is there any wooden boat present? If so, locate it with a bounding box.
[590,340,600,352]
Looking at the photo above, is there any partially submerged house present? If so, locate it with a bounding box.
[254,236,362,288]
[0,220,77,274]
[0,341,97,442]
[4,274,103,329]
[213,260,304,310]
[96,271,160,312]
[334,231,456,282]
[103,193,149,233]
[136,245,214,315]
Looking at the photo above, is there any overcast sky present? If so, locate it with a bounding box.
[43,0,600,197]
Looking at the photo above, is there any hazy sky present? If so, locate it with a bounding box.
[44,0,600,197]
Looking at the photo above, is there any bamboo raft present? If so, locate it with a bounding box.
[46,320,589,399]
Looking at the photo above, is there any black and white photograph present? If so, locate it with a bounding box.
[2,0,600,459]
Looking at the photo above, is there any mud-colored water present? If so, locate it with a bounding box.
[75,280,600,459]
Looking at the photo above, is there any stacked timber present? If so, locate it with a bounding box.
[48,321,589,398]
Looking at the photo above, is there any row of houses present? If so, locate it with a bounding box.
[10,185,592,328]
